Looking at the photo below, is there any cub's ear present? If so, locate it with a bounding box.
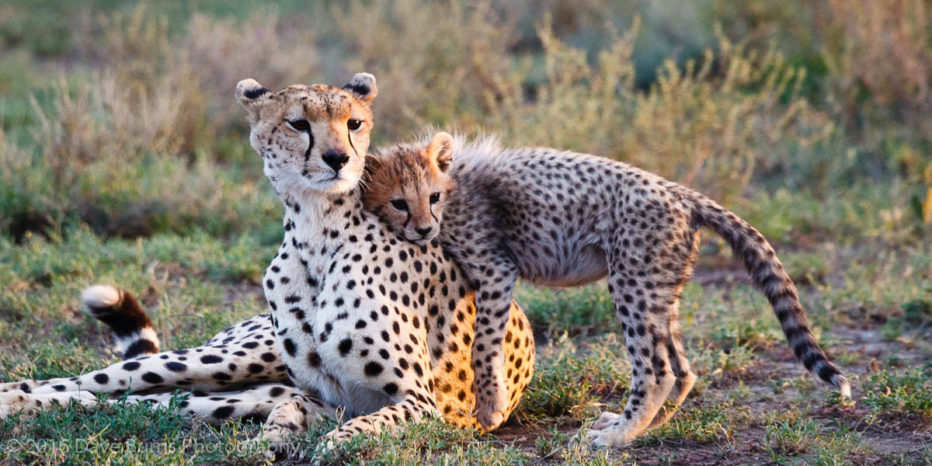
[342,73,378,104]
[426,132,454,172]
[235,78,273,122]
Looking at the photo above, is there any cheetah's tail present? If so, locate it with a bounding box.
[685,191,851,398]
[81,285,161,359]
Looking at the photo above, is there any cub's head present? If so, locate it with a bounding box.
[363,132,455,245]
[235,73,377,196]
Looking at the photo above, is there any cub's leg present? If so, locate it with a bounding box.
[465,253,519,431]
[646,308,697,429]
[588,228,694,447]
[648,231,700,428]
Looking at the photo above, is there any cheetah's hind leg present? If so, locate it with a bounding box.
[587,248,683,447]
[646,319,696,429]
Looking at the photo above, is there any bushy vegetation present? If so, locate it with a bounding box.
[1,0,929,240]
[1,0,930,463]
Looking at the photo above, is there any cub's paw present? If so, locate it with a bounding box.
[475,371,508,430]
[585,411,636,448]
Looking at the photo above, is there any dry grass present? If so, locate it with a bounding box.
[1,0,928,236]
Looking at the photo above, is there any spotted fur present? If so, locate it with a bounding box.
[0,288,324,426]
[365,133,850,446]
[237,76,534,444]
[0,77,535,452]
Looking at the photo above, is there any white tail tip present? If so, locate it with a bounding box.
[81,285,121,313]
[835,375,852,398]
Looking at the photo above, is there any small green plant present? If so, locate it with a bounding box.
[765,417,820,459]
[518,335,630,420]
[862,368,932,421]
[640,404,734,444]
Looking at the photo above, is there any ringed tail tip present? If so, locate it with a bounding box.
[81,285,122,313]
[834,374,852,398]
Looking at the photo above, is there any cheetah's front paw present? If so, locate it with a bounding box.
[475,371,508,430]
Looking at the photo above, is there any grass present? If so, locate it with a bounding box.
[0,0,930,464]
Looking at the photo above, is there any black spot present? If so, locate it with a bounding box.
[248,363,264,374]
[364,361,384,376]
[307,351,321,367]
[201,355,223,364]
[383,382,398,395]
[283,339,297,357]
[141,372,164,384]
[122,361,141,371]
[165,362,187,372]
[338,338,353,356]
[93,373,109,384]
[212,405,236,419]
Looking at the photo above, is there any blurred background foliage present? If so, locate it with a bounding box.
[0,0,929,244]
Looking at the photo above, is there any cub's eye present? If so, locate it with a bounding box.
[287,119,310,132]
[390,199,409,211]
[347,119,363,131]
[429,192,441,204]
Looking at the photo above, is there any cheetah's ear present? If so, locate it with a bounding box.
[342,73,378,104]
[235,78,274,123]
[426,132,454,172]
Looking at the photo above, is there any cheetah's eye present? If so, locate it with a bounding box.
[429,192,441,204]
[286,119,310,132]
[390,199,409,211]
[347,119,363,131]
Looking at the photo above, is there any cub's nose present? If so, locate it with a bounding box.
[414,226,432,237]
[322,150,349,171]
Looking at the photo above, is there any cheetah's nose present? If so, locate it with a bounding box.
[322,150,349,171]
[415,226,432,237]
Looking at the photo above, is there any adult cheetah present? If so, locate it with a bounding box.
[235,75,534,444]
[0,76,535,449]
[360,132,851,447]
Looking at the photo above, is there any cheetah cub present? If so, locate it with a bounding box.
[364,132,851,447]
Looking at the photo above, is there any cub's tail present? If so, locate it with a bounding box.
[685,190,851,397]
[81,285,160,359]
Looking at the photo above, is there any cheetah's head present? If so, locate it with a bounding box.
[235,73,377,197]
[363,132,455,245]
